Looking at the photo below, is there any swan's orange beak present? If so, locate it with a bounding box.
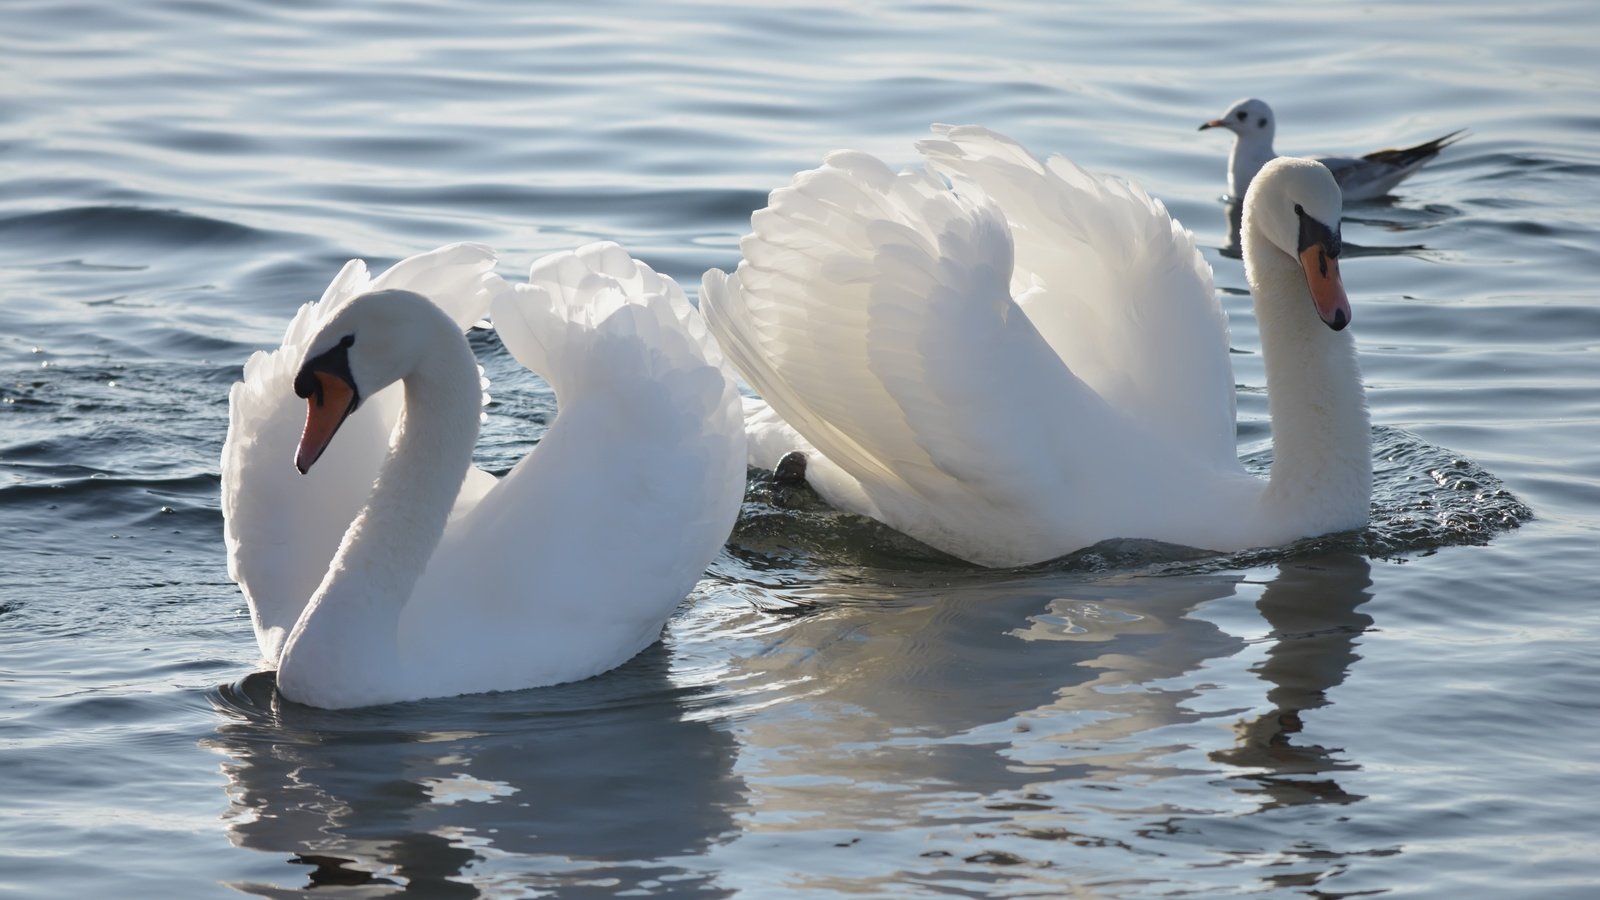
[295,371,357,474]
[1299,245,1351,331]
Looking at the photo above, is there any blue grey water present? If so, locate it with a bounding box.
[1,0,1597,896]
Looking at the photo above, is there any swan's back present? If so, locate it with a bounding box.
[222,243,502,662]
[402,243,745,685]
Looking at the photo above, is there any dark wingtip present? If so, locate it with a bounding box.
[1361,128,1469,167]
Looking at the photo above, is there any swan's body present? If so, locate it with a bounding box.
[1201,98,1464,202]
[703,127,1370,567]
[222,242,745,708]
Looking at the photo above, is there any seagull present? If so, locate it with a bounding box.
[1201,97,1465,202]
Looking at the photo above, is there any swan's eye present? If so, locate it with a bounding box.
[1236,110,1248,122]
[339,334,355,349]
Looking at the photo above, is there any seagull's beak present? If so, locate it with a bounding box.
[294,371,358,474]
[1298,245,1352,331]
[1199,118,1227,131]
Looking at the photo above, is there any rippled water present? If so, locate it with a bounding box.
[3,0,1598,896]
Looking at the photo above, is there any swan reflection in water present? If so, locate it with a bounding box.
[706,540,1378,893]
[204,639,743,897]
[206,544,1375,896]
[1212,554,1375,810]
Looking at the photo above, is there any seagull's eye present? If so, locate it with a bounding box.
[1236,111,1248,122]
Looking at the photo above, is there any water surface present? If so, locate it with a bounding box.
[3,0,1598,896]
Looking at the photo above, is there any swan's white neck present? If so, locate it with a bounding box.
[1244,224,1372,541]
[277,311,480,705]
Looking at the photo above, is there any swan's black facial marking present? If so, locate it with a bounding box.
[1294,203,1342,262]
[294,334,361,411]
[1293,203,1352,331]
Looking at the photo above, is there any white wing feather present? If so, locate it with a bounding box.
[398,243,746,682]
[704,131,1250,565]
[917,125,1237,466]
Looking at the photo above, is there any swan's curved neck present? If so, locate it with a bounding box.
[1245,227,1372,537]
[338,341,480,599]
[279,312,480,700]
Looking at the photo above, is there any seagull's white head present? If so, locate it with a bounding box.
[1201,97,1276,145]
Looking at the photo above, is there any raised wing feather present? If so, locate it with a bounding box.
[400,244,745,680]
[917,125,1237,466]
[704,150,1167,565]
[222,243,501,662]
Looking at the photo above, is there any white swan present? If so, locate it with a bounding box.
[702,126,1371,567]
[1200,97,1464,201]
[222,242,746,708]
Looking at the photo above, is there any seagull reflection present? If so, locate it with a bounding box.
[1222,198,1245,260]
[203,642,742,897]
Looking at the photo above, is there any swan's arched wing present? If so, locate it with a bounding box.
[917,126,1238,466]
[702,155,975,494]
[703,151,1139,564]
[365,242,503,330]
[222,243,501,663]
[402,244,745,679]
